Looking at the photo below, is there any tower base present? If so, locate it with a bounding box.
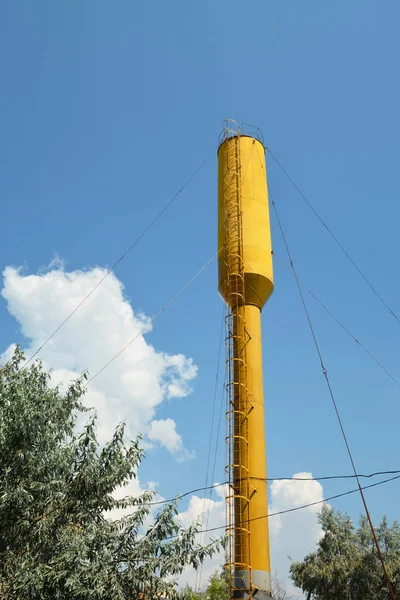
[233,570,272,599]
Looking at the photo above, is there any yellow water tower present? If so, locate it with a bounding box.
[218,120,273,600]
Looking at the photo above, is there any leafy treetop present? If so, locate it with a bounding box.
[0,348,223,600]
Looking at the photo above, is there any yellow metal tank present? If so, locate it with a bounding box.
[218,135,274,309]
[218,128,274,600]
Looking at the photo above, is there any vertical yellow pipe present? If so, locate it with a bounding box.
[218,129,273,600]
[242,304,271,584]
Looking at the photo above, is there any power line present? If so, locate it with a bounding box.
[132,474,400,550]
[19,146,217,372]
[85,252,218,387]
[272,250,400,388]
[196,308,225,591]
[270,187,397,600]
[266,147,400,326]
[144,468,400,508]
[197,349,228,564]
[210,361,227,491]
[196,474,400,537]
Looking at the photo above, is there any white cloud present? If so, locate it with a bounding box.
[148,418,195,462]
[162,354,198,398]
[269,472,327,599]
[177,491,226,589]
[1,264,196,458]
[148,418,182,453]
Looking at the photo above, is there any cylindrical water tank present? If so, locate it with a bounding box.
[218,135,274,309]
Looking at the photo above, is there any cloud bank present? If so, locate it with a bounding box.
[1,264,196,459]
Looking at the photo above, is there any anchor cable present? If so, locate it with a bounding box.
[272,251,400,388]
[85,252,217,387]
[267,147,400,326]
[270,187,397,600]
[19,145,217,372]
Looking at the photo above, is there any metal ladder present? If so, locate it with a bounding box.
[222,121,253,599]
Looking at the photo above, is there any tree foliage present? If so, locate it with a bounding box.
[205,569,229,600]
[182,568,293,600]
[290,505,400,599]
[0,348,223,599]
[181,569,228,600]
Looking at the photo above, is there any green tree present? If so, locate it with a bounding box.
[181,585,204,600]
[290,505,400,599]
[181,569,228,600]
[182,567,294,599]
[0,348,223,599]
[205,570,229,600]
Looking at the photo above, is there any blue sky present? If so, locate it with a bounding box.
[1,0,400,590]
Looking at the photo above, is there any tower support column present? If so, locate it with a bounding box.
[233,304,271,599]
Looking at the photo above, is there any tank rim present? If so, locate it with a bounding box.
[217,134,265,155]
